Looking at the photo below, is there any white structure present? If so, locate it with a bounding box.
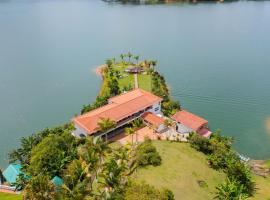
[142,112,167,133]
[72,89,162,138]
[172,110,212,138]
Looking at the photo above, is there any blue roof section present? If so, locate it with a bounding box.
[52,176,63,187]
[3,163,22,184]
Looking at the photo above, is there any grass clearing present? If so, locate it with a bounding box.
[138,74,152,92]
[134,141,226,200]
[251,175,270,200]
[118,73,134,90]
[265,160,270,168]
[0,193,22,200]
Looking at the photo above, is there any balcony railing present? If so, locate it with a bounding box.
[96,111,144,138]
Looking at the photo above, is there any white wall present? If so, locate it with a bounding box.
[156,124,166,133]
[176,123,194,134]
[72,124,88,138]
[148,102,161,114]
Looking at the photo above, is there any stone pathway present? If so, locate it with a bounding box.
[134,73,138,88]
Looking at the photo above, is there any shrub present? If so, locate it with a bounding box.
[226,161,256,196]
[136,140,162,167]
[215,178,249,200]
[188,133,212,154]
[163,188,175,200]
[189,131,255,197]
[124,181,174,200]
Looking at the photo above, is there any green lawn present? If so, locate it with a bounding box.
[251,176,270,200]
[134,141,270,200]
[134,141,226,200]
[265,159,270,168]
[118,73,134,90]
[0,193,22,200]
[138,74,152,92]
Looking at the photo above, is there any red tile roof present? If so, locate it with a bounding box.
[72,89,162,135]
[142,112,165,127]
[172,110,208,131]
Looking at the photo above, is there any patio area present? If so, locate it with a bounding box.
[109,126,189,144]
[109,126,166,144]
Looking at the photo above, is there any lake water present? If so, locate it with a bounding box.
[1,0,270,167]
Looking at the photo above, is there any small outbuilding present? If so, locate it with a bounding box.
[2,163,22,184]
[142,112,166,133]
[172,110,212,138]
[124,66,144,74]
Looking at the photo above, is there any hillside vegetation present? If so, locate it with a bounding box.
[135,141,225,199]
[135,141,270,200]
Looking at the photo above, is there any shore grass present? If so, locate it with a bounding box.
[134,141,226,200]
[0,193,22,200]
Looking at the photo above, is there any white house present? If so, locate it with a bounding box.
[172,110,212,138]
[142,112,167,133]
[72,88,162,139]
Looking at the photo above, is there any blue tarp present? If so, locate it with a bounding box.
[3,163,22,184]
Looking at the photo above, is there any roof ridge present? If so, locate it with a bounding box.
[108,88,143,102]
[80,94,154,120]
[78,89,155,119]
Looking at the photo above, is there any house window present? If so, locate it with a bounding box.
[154,107,159,112]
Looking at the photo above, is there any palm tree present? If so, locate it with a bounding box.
[125,127,135,145]
[164,119,174,128]
[23,175,56,200]
[132,118,143,144]
[112,57,116,64]
[0,168,4,184]
[120,54,125,62]
[8,135,37,165]
[134,55,140,65]
[97,118,116,133]
[127,52,133,63]
[151,60,157,71]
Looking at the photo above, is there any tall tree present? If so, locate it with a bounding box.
[23,175,56,200]
[28,132,77,177]
[132,118,143,144]
[134,55,140,64]
[120,54,125,62]
[97,118,117,133]
[125,127,135,145]
[127,52,133,63]
[108,78,120,96]
[151,60,157,71]
[106,59,113,69]
[61,159,90,200]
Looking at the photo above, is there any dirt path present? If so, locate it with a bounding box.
[134,73,138,88]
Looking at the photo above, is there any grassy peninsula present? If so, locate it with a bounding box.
[2,53,270,200]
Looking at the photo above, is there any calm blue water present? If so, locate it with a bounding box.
[1,0,270,167]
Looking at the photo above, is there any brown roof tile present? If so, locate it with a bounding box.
[73,89,162,135]
[172,110,208,131]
